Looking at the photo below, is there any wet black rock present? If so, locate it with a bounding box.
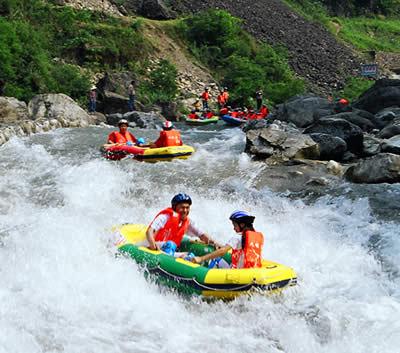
[374,107,400,130]
[345,153,400,184]
[353,79,400,114]
[309,133,347,161]
[329,112,375,132]
[304,118,364,155]
[378,119,400,139]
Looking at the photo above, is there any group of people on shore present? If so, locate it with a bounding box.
[187,86,269,121]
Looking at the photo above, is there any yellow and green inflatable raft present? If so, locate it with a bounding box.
[115,224,297,299]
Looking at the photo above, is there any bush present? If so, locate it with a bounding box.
[338,76,374,101]
[180,10,304,105]
[138,60,178,105]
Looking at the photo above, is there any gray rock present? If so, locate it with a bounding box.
[309,133,347,161]
[242,119,269,132]
[345,153,400,184]
[245,122,320,160]
[139,0,176,19]
[0,97,28,124]
[378,119,400,139]
[304,117,364,155]
[373,107,400,129]
[330,112,375,132]
[353,79,400,114]
[275,95,333,128]
[382,135,400,155]
[362,135,382,156]
[28,93,91,126]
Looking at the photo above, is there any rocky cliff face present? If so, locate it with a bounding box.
[168,0,361,94]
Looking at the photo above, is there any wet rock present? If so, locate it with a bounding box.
[345,153,400,184]
[353,79,400,114]
[0,97,28,124]
[309,133,347,161]
[330,112,375,132]
[245,122,320,160]
[304,118,364,155]
[242,119,270,132]
[274,95,333,127]
[326,160,344,176]
[28,93,92,127]
[362,135,382,156]
[373,107,400,129]
[106,111,164,128]
[378,119,400,139]
[306,176,330,186]
[381,135,400,155]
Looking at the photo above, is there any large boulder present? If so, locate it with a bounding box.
[362,135,382,157]
[381,135,400,155]
[353,79,400,114]
[304,118,364,155]
[345,153,400,184]
[139,0,176,19]
[373,107,400,129]
[245,121,320,160]
[106,111,164,128]
[309,133,347,161]
[378,118,400,139]
[28,94,92,127]
[326,112,375,132]
[274,95,333,128]
[0,97,28,124]
[99,91,129,115]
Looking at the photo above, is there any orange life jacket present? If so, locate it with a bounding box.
[230,111,239,118]
[201,92,210,101]
[162,130,182,147]
[231,230,264,269]
[108,131,136,144]
[222,91,229,101]
[150,208,190,247]
[217,94,226,105]
[219,107,229,116]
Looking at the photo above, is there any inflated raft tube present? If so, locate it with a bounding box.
[185,116,219,125]
[221,115,247,126]
[102,145,195,162]
[114,224,297,299]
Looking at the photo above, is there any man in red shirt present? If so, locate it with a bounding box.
[107,119,137,145]
[151,121,183,148]
[201,87,210,110]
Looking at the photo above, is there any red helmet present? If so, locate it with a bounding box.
[339,98,349,105]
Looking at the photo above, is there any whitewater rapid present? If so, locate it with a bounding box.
[0,125,399,353]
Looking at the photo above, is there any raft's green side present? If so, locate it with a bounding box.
[118,243,211,295]
[185,117,219,125]
[179,238,232,264]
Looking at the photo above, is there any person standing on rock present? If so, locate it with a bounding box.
[255,88,263,111]
[88,85,97,113]
[222,87,229,106]
[127,80,136,111]
[201,87,210,110]
[217,89,226,109]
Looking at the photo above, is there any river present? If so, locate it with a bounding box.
[0,123,399,353]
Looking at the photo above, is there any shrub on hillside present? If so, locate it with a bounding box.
[180,10,304,105]
[138,60,178,105]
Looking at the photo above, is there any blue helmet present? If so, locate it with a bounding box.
[171,193,192,208]
[137,137,145,145]
[229,210,255,223]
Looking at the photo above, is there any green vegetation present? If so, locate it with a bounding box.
[284,0,400,52]
[0,0,150,102]
[138,59,178,105]
[339,76,375,101]
[178,10,305,106]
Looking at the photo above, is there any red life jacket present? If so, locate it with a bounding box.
[188,113,199,120]
[219,107,229,116]
[231,230,264,269]
[201,92,210,101]
[260,106,269,117]
[217,94,226,105]
[230,111,239,118]
[163,130,182,147]
[223,91,229,101]
[150,208,190,247]
[108,131,136,144]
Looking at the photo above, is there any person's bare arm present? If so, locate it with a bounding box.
[192,245,231,264]
[199,233,222,248]
[146,227,158,250]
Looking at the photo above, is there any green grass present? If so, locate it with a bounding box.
[338,17,400,52]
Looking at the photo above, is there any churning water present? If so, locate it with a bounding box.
[0,124,399,353]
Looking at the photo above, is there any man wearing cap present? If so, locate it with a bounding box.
[88,85,97,113]
[150,121,183,148]
[107,119,137,145]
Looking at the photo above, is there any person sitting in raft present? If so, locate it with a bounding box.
[146,193,218,254]
[107,119,137,146]
[193,99,202,112]
[188,109,199,120]
[201,109,214,120]
[192,211,264,269]
[150,121,183,148]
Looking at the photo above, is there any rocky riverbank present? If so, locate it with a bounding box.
[244,79,400,183]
